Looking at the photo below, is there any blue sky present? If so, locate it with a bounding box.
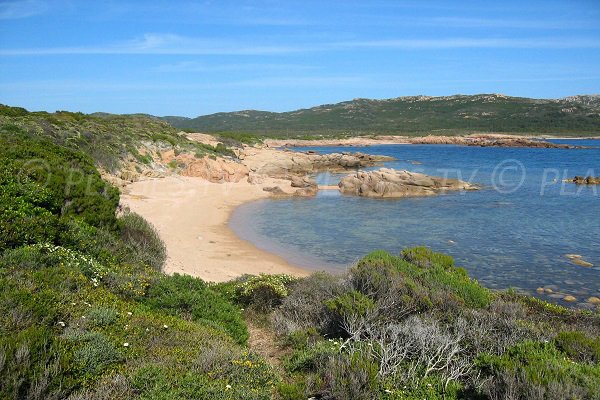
[0,0,599,116]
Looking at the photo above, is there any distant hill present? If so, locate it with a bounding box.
[162,94,600,137]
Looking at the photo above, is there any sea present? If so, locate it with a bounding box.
[230,139,600,308]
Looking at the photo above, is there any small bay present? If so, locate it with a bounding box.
[230,139,600,306]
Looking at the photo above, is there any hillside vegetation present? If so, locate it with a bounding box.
[0,105,241,174]
[163,94,600,137]
[1,107,599,399]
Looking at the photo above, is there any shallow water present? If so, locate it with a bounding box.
[230,140,600,307]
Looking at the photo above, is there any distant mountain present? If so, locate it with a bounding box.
[162,94,600,137]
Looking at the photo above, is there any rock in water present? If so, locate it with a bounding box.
[586,296,600,305]
[338,168,478,198]
[571,176,600,184]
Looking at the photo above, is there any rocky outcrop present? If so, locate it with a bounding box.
[407,135,575,148]
[181,156,248,183]
[338,168,478,198]
[571,176,600,184]
[240,147,393,177]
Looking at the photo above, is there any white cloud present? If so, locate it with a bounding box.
[156,61,318,73]
[1,33,599,56]
[0,0,48,19]
[334,37,600,49]
[0,33,308,55]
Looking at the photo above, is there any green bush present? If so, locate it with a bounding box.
[401,246,454,269]
[141,274,248,344]
[65,330,122,376]
[475,341,600,400]
[0,132,120,239]
[58,218,119,265]
[324,290,375,336]
[119,211,166,271]
[554,331,600,363]
[87,307,119,327]
[0,163,60,249]
[285,339,340,373]
[236,274,298,311]
[0,325,71,400]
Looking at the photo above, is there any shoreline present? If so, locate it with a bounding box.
[264,134,599,148]
[120,176,310,283]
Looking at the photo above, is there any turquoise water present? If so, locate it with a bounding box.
[230,140,600,307]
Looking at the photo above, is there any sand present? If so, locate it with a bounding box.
[120,176,309,282]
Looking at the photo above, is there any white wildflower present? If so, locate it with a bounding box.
[57,321,66,327]
[225,384,232,390]
[123,342,129,347]
[127,312,132,316]
[163,324,168,329]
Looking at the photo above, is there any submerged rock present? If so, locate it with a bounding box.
[338,168,478,198]
[587,296,600,305]
[572,259,594,268]
[571,176,600,184]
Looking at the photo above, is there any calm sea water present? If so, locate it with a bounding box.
[230,139,600,307]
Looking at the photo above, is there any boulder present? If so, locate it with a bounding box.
[182,156,248,183]
[338,168,478,198]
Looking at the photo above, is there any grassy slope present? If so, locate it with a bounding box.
[163,94,600,138]
[0,105,239,173]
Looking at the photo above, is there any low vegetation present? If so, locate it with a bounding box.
[1,109,598,399]
[0,105,239,174]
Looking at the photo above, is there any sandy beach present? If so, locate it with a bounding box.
[120,176,309,282]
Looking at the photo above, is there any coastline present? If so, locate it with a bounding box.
[265,133,598,148]
[120,176,310,283]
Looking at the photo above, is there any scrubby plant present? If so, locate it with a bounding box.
[236,274,298,311]
[272,272,346,335]
[554,331,600,364]
[87,307,119,327]
[401,246,454,269]
[64,330,122,376]
[475,340,600,400]
[141,273,248,344]
[119,211,166,271]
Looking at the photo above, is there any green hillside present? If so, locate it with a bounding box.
[163,94,600,137]
[0,105,238,173]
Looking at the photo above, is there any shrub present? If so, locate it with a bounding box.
[285,339,340,373]
[316,353,379,400]
[141,274,248,344]
[401,246,454,269]
[0,163,60,249]
[87,307,119,327]
[272,272,345,336]
[236,274,298,311]
[66,374,135,400]
[0,132,120,231]
[119,211,166,271]
[64,330,122,376]
[58,218,119,265]
[0,325,70,400]
[475,341,600,400]
[324,290,375,337]
[554,331,600,363]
